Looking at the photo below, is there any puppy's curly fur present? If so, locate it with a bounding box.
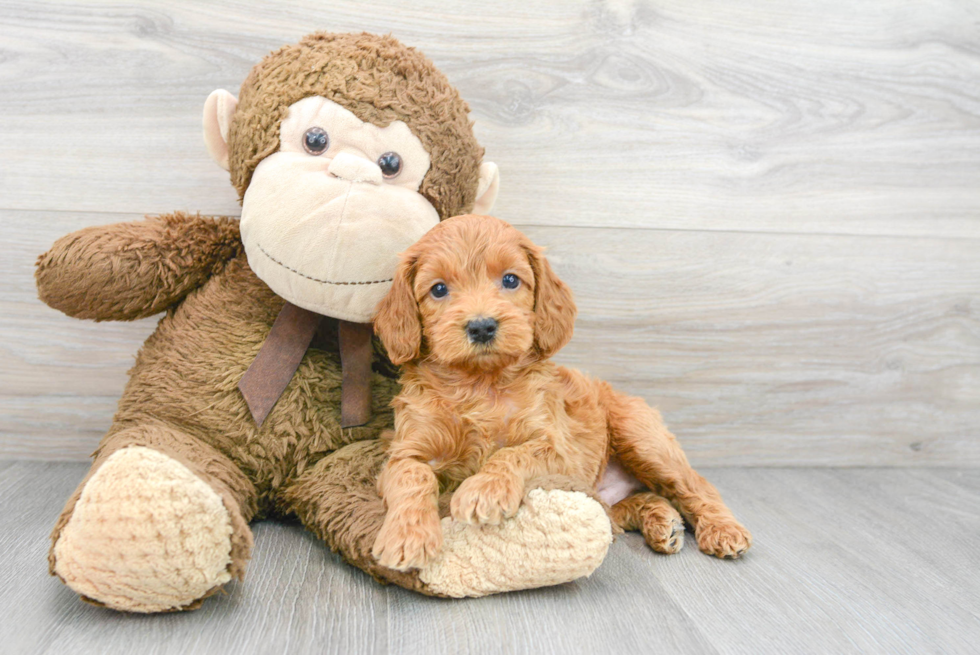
[371,215,751,571]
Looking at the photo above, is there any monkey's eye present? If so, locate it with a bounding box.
[430,282,448,299]
[303,127,329,155]
[378,152,402,178]
[502,274,520,289]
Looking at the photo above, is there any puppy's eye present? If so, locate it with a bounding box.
[303,127,329,155]
[378,152,402,178]
[501,273,520,289]
[430,282,448,299]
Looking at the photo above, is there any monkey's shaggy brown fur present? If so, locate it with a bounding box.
[37,212,405,588]
[37,32,491,605]
[230,32,483,219]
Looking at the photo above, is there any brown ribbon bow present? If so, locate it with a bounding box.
[238,302,373,428]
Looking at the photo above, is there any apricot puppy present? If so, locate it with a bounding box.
[371,214,752,571]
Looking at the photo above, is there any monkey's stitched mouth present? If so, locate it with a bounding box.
[256,244,393,286]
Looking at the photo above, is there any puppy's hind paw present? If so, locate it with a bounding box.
[696,520,752,559]
[642,514,685,555]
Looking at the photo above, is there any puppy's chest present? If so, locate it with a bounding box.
[436,390,530,479]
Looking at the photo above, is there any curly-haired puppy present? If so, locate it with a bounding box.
[371,214,752,571]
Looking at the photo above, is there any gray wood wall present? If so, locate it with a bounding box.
[2,0,978,465]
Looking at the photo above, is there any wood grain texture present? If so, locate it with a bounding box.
[2,462,978,654]
[1,0,979,465]
[0,0,978,236]
[4,208,978,464]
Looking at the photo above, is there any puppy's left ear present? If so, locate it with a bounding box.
[374,253,422,365]
[525,240,576,358]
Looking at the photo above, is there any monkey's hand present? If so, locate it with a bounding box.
[36,212,241,321]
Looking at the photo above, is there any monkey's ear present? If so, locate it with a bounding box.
[525,240,577,359]
[203,89,239,171]
[472,162,500,215]
[373,255,423,365]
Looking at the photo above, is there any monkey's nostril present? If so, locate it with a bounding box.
[327,152,383,185]
[466,318,498,344]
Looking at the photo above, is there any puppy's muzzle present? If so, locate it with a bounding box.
[466,317,498,344]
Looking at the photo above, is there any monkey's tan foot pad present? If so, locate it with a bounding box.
[52,446,235,613]
[418,489,612,598]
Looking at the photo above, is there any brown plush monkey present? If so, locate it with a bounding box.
[36,32,612,613]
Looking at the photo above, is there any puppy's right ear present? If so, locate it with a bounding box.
[374,254,422,365]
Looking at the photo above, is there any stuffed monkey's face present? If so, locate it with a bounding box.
[239,96,441,323]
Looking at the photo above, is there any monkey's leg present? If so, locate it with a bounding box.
[610,492,685,554]
[50,423,257,612]
[604,388,752,559]
[281,440,613,598]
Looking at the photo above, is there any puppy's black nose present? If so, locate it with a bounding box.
[466,317,498,344]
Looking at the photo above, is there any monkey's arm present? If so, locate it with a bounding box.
[36,212,243,321]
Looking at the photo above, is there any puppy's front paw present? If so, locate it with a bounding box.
[696,520,752,559]
[372,510,443,571]
[450,472,523,525]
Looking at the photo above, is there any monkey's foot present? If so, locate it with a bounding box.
[418,488,612,597]
[52,447,235,612]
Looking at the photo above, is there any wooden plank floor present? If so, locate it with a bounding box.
[2,461,978,655]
